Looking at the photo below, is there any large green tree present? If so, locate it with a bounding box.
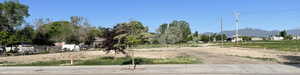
[157,20,191,44]
[101,21,148,54]
[16,25,35,43]
[34,21,74,44]
[0,0,30,32]
[279,30,287,38]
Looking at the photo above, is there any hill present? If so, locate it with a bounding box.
[203,28,300,37]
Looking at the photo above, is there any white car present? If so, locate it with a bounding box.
[61,44,80,51]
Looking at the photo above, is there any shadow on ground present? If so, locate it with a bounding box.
[281,55,300,68]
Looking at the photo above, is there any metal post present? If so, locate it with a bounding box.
[220,17,224,48]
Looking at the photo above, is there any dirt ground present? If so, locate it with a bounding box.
[1,44,300,64]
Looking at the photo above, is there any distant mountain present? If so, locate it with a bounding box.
[203,28,300,37]
[288,29,300,36]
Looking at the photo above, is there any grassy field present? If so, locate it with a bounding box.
[1,56,201,66]
[222,40,300,52]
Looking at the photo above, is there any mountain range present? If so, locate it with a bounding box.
[203,28,300,37]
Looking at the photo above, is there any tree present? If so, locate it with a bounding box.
[0,0,30,32]
[34,21,74,44]
[16,25,35,42]
[279,30,293,40]
[85,27,104,45]
[0,31,18,46]
[285,35,293,40]
[157,20,191,44]
[0,31,9,46]
[240,36,252,41]
[69,16,91,44]
[200,35,209,42]
[101,21,148,53]
[279,30,287,37]
[215,34,227,41]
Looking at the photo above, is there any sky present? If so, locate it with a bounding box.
[2,0,300,33]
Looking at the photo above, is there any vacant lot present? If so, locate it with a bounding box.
[1,44,300,65]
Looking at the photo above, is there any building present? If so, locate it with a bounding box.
[54,42,65,47]
[293,36,300,40]
[252,37,263,41]
[270,36,284,40]
[92,37,106,48]
[231,37,243,42]
[230,35,243,42]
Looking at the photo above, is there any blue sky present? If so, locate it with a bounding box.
[2,0,300,33]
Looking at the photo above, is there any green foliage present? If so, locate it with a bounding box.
[200,35,209,42]
[125,35,142,46]
[15,25,35,43]
[0,31,19,46]
[240,36,252,41]
[215,34,227,41]
[0,31,9,45]
[157,20,191,44]
[284,35,293,40]
[40,21,74,42]
[0,0,30,32]
[199,34,227,42]
[278,30,294,40]
[101,21,148,53]
[85,27,104,44]
[279,30,287,37]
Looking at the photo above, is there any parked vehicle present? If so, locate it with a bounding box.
[17,44,35,55]
[61,44,80,52]
[5,42,36,55]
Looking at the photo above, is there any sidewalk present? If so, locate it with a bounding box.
[0,64,300,75]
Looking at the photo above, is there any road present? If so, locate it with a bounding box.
[1,64,300,75]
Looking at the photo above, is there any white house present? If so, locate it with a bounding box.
[231,37,243,42]
[252,37,263,41]
[61,44,80,52]
[293,36,300,40]
[271,36,284,40]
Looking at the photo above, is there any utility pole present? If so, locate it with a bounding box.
[220,17,224,48]
[234,12,240,45]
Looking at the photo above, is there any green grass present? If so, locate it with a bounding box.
[2,56,201,66]
[222,40,300,52]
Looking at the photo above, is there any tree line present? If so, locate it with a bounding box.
[0,0,228,53]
